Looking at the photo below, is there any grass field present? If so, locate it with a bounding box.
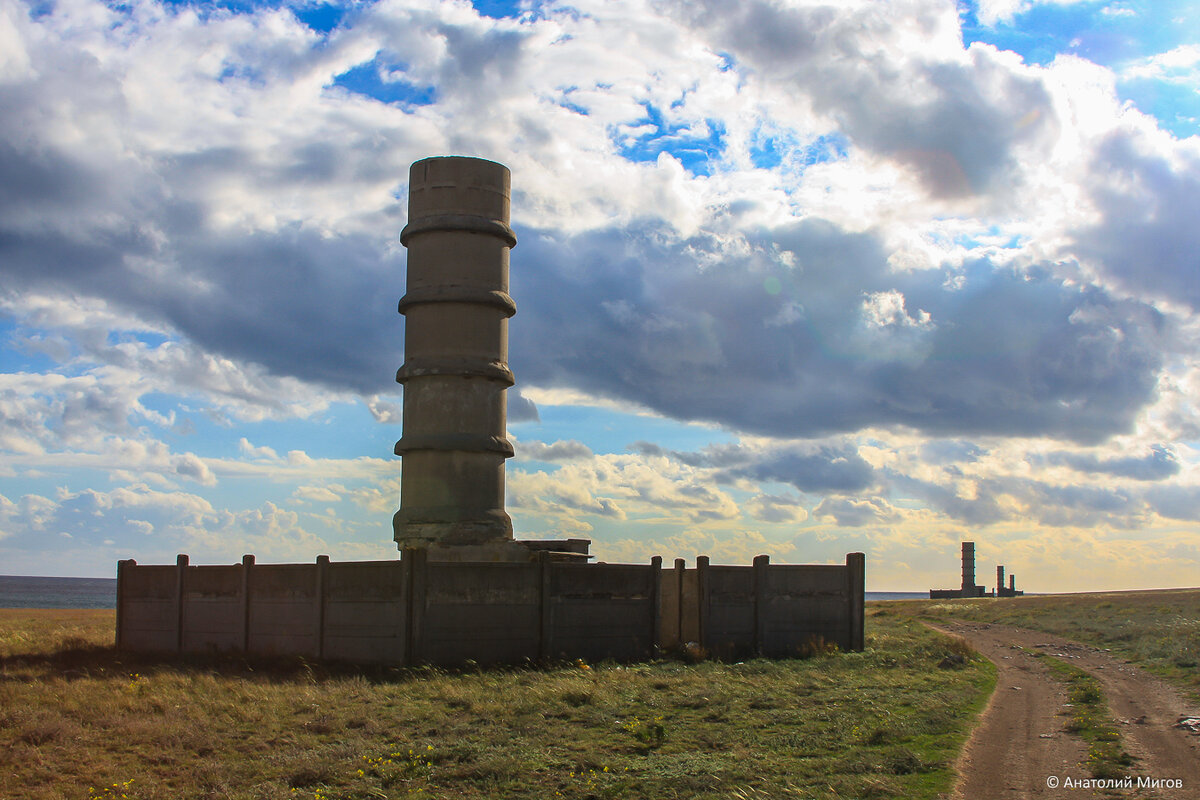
[0,609,992,800]
[883,588,1200,700]
[7,589,1194,800]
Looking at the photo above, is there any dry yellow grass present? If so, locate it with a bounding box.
[0,608,990,800]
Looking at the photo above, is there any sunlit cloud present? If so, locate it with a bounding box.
[0,0,1197,588]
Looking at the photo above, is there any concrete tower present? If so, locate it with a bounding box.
[960,541,976,596]
[997,565,1005,595]
[393,156,517,553]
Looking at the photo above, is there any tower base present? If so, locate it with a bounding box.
[400,538,593,563]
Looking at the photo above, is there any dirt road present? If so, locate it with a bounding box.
[929,623,1199,799]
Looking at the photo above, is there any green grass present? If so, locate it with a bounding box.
[1032,651,1136,780]
[882,588,1200,700]
[0,609,994,800]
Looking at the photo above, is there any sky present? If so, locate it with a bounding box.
[1,0,1199,591]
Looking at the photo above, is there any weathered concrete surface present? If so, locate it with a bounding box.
[656,553,865,657]
[394,156,517,550]
[117,552,867,665]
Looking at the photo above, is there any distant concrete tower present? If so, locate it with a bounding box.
[960,542,976,595]
[997,565,1005,595]
[393,156,517,552]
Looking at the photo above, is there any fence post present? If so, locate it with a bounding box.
[538,551,553,661]
[846,552,865,652]
[696,555,710,654]
[240,554,254,654]
[405,548,427,666]
[316,555,330,660]
[674,558,685,649]
[753,554,769,657]
[115,559,134,649]
[649,556,662,658]
[175,554,189,652]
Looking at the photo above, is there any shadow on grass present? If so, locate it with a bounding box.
[0,643,708,685]
[0,644,494,684]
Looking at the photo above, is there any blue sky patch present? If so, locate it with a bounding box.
[472,0,525,20]
[331,61,438,107]
[614,103,726,175]
[800,133,848,166]
[960,0,1200,137]
[750,130,785,169]
[749,129,848,170]
[294,2,346,33]
[1119,74,1200,139]
[167,400,398,463]
[554,88,590,116]
[158,0,266,18]
[959,1,1124,66]
[960,1,1199,68]
[0,320,67,374]
[106,329,172,351]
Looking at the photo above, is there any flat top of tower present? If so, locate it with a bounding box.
[405,155,512,222]
[411,155,510,173]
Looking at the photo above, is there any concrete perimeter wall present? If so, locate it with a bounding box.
[117,551,864,666]
[658,554,865,659]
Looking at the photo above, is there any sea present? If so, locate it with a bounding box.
[0,575,119,609]
[0,576,924,609]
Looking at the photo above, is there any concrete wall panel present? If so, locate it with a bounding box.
[418,562,540,664]
[704,565,755,659]
[117,552,865,665]
[426,562,539,604]
[547,563,657,661]
[181,565,243,653]
[117,565,177,652]
[422,611,539,665]
[767,565,846,595]
[680,569,701,644]
[120,600,176,652]
[248,565,319,657]
[659,567,680,649]
[121,565,176,598]
[552,606,652,661]
[550,563,652,596]
[323,561,407,664]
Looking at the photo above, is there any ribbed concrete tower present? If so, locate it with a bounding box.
[393,156,517,553]
[997,565,1005,595]
[961,541,976,595]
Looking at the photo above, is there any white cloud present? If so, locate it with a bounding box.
[0,0,1182,446]
[1,294,342,423]
[975,0,1093,26]
[509,449,743,534]
[0,0,1198,589]
[513,437,594,462]
[365,395,403,424]
[294,485,343,503]
[0,481,367,568]
[746,493,809,525]
[172,452,217,486]
[1122,44,1200,85]
[0,2,33,82]
[238,438,280,460]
